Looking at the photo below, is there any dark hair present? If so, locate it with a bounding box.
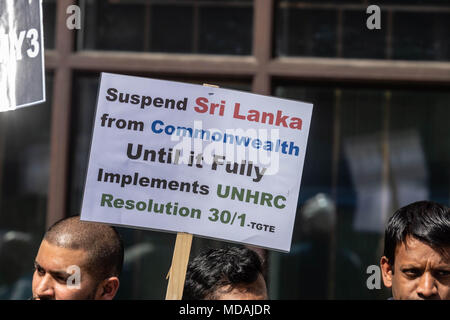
[43,216,124,281]
[383,201,450,266]
[183,246,264,300]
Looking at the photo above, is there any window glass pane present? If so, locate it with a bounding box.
[82,1,146,51]
[0,73,53,300]
[275,7,337,57]
[275,1,450,61]
[198,6,253,55]
[393,12,450,61]
[388,90,450,202]
[270,83,450,299]
[69,73,251,298]
[150,5,194,53]
[342,10,387,59]
[42,0,56,49]
[79,0,253,55]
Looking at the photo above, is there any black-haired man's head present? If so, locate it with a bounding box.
[183,246,268,300]
[32,216,124,300]
[380,201,450,300]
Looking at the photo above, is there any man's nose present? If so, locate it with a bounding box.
[416,272,438,299]
[35,274,55,299]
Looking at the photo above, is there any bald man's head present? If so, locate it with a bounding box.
[43,216,124,281]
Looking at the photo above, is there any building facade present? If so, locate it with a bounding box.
[0,0,449,299]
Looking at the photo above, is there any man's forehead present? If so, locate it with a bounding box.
[36,240,88,270]
[396,237,450,265]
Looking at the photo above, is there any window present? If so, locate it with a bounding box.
[79,0,253,55]
[275,0,450,61]
[270,83,450,299]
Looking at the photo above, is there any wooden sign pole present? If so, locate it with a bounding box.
[165,232,193,300]
[165,83,219,300]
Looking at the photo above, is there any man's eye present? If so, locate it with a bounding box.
[403,269,420,277]
[56,275,68,283]
[35,266,45,276]
[437,270,450,277]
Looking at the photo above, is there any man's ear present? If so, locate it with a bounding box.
[380,256,393,288]
[96,277,120,300]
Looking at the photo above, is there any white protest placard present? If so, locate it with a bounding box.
[81,73,313,252]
